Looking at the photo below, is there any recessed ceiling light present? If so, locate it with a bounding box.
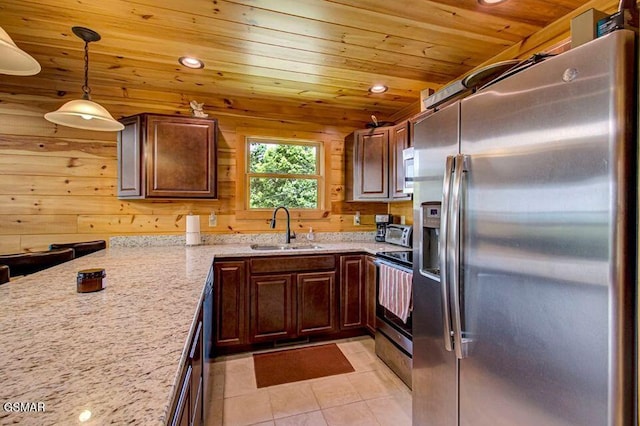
[179,56,204,69]
[478,0,508,5]
[369,84,388,94]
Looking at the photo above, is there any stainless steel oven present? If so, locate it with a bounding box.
[374,250,413,388]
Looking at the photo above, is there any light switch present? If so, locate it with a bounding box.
[208,212,217,227]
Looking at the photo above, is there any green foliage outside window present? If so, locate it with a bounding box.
[248,140,320,209]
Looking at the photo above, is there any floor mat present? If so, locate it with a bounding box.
[253,343,355,388]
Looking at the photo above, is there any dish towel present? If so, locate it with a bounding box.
[378,263,413,323]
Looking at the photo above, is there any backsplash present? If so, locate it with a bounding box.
[110,231,377,248]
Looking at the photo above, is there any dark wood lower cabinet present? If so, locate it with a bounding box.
[297,272,336,336]
[214,261,247,347]
[364,255,378,335]
[250,270,337,342]
[340,255,365,329]
[214,253,368,352]
[250,274,295,342]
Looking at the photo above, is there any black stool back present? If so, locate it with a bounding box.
[49,240,106,258]
[0,265,9,284]
[0,248,75,277]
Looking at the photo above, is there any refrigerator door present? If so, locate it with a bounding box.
[457,30,636,426]
[412,102,460,426]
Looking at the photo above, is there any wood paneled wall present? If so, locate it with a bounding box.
[0,97,395,254]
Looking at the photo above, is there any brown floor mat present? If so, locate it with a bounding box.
[253,343,355,388]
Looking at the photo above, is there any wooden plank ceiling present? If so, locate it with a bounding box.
[0,0,594,125]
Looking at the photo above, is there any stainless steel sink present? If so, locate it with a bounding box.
[250,243,323,251]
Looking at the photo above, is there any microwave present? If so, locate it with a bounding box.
[385,224,413,248]
[402,147,414,194]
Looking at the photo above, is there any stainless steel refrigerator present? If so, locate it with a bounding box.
[412,29,637,426]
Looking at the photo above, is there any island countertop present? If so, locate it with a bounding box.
[0,241,401,425]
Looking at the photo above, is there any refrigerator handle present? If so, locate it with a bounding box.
[449,154,468,359]
[439,155,455,352]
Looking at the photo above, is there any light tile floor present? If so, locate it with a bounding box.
[206,336,412,426]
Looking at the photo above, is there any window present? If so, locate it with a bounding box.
[235,129,331,220]
[246,137,322,209]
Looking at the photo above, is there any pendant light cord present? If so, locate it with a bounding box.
[81,40,91,100]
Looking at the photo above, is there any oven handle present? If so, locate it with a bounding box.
[374,258,413,275]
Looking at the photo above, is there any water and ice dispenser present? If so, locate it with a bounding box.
[420,201,441,276]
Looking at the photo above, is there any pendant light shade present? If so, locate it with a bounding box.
[44,99,124,131]
[45,27,123,132]
[0,25,41,75]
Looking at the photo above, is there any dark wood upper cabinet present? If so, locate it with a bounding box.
[117,114,218,199]
[352,127,389,200]
[345,122,411,202]
[390,122,411,201]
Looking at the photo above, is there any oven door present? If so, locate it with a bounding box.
[374,258,413,355]
[374,257,414,388]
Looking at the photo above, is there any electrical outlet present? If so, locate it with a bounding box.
[208,213,217,227]
[354,211,361,226]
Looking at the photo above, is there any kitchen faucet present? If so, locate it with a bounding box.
[270,206,296,244]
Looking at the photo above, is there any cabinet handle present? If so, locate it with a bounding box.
[171,365,192,426]
[189,321,202,360]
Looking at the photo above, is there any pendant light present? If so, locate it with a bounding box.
[0,25,41,75]
[45,27,124,132]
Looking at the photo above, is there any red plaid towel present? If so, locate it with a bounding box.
[378,263,413,323]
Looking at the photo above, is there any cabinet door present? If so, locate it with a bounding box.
[390,122,412,200]
[364,256,378,335]
[145,115,217,198]
[250,274,295,342]
[339,255,365,329]
[297,272,336,336]
[117,115,144,198]
[214,261,247,347]
[354,128,389,199]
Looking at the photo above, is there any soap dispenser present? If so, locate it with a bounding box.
[306,227,315,241]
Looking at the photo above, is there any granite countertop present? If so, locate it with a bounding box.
[0,240,404,425]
